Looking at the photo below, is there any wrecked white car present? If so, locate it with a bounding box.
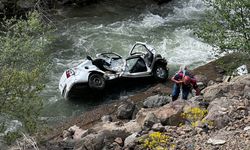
[59,42,168,99]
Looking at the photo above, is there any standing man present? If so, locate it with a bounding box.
[171,66,200,101]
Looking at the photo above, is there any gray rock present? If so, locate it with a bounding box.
[207,138,226,145]
[101,115,112,123]
[136,100,194,127]
[117,101,135,120]
[202,84,227,102]
[114,137,123,146]
[204,97,236,129]
[143,113,160,128]
[244,126,250,131]
[76,130,129,150]
[155,100,188,126]
[124,133,137,147]
[143,95,171,108]
[152,123,165,132]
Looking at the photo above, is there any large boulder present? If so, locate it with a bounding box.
[136,100,199,127]
[74,117,142,149]
[202,84,228,102]
[75,129,129,150]
[203,97,233,129]
[143,112,160,128]
[202,74,250,102]
[155,100,199,125]
[154,100,185,125]
[143,95,171,108]
[124,133,138,148]
[231,75,250,99]
[203,96,250,129]
[152,123,165,132]
[117,101,135,120]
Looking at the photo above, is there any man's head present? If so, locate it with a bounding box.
[183,76,191,85]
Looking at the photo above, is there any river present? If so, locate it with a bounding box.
[40,0,214,122]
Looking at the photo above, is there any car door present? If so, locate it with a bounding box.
[129,43,154,68]
[121,55,151,78]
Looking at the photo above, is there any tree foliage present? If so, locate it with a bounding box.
[0,11,53,140]
[196,0,250,54]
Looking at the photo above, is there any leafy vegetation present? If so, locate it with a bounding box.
[0,11,53,144]
[196,0,250,54]
[141,132,170,150]
[181,107,209,127]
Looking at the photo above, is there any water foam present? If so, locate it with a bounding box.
[157,29,214,68]
[166,0,208,22]
[140,13,165,28]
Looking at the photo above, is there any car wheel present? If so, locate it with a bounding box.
[153,65,168,81]
[88,73,105,90]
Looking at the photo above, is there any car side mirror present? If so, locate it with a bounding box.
[86,55,93,61]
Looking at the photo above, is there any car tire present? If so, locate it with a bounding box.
[88,73,105,90]
[153,65,168,81]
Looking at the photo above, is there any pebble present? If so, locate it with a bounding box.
[207,138,226,145]
[178,131,186,135]
[244,126,250,131]
[227,126,235,131]
[114,137,123,146]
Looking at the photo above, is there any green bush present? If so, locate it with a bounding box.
[140,132,170,150]
[181,107,209,127]
[0,11,53,143]
[196,0,250,55]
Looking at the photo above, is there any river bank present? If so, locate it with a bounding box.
[29,53,249,150]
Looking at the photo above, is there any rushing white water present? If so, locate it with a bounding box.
[41,0,214,118]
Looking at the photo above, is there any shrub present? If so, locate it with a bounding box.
[141,132,169,150]
[196,0,250,55]
[0,11,53,144]
[181,107,208,127]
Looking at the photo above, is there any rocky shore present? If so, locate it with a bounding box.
[17,55,246,150]
[12,55,249,150]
